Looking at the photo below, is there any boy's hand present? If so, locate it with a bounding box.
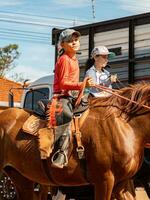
[86,77,95,87]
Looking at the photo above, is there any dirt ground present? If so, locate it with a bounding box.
[136,187,149,200]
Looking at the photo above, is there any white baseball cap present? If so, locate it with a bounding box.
[91,46,116,59]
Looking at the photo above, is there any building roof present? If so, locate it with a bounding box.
[0,78,23,107]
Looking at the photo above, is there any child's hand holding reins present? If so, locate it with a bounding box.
[85,77,95,88]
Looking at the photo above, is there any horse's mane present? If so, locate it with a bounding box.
[90,82,150,118]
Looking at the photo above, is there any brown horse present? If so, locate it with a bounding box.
[0,82,150,200]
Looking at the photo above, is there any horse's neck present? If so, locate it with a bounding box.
[129,114,150,144]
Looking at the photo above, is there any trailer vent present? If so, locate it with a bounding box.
[109,47,122,56]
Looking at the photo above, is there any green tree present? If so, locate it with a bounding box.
[0,44,20,78]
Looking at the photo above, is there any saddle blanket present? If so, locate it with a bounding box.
[22,115,47,135]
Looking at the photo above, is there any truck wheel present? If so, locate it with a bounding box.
[0,173,16,200]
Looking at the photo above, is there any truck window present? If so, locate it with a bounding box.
[23,88,49,113]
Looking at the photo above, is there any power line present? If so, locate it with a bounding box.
[0,28,50,43]
[0,10,91,44]
[0,27,50,37]
[0,28,50,39]
[0,35,49,44]
[0,31,49,41]
[0,25,51,44]
[0,10,91,23]
[0,10,91,29]
[0,17,66,28]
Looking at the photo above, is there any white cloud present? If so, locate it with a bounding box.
[6,64,51,82]
[55,0,90,8]
[0,0,23,7]
[119,0,150,13]
[19,40,54,62]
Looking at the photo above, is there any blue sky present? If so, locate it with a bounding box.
[0,0,150,82]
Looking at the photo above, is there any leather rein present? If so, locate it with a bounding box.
[75,78,150,110]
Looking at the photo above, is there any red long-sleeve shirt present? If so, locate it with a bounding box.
[53,54,83,94]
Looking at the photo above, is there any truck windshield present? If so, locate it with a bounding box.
[23,88,49,113]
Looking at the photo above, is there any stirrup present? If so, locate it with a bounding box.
[51,150,68,169]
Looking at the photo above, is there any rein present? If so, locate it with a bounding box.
[75,78,150,110]
[75,77,89,106]
[94,84,150,110]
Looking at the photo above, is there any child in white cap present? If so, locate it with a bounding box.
[85,46,117,97]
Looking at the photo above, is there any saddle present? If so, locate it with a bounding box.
[22,99,89,160]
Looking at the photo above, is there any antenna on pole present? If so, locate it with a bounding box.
[73,18,76,26]
[91,0,96,20]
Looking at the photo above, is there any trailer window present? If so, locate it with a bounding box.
[24,88,49,114]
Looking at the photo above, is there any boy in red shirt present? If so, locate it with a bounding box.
[51,29,94,168]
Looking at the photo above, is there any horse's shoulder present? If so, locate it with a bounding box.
[1,108,31,119]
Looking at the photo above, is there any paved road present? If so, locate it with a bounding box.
[136,187,149,200]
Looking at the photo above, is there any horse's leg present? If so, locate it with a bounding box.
[49,186,58,197]
[38,184,50,200]
[4,167,35,200]
[52,189,66,200]
[113,179,136,200]
[94,171,115,200]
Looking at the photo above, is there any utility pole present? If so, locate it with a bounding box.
[91,0,96,20]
